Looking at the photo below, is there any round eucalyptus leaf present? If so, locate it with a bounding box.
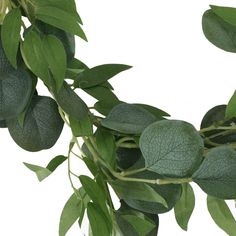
[0,120,6,128]
[123,171,182,214]
[193,147,236,199]
[200,105,226,129]
[140,120,204,177]
[7,96,64,152]
[0,69,32,120]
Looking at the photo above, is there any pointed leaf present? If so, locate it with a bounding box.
[174,183,195,231]
[42,35,66,91]
[226,90,236,119]
[23,163,51,181]
[111,180,168,208]
[35,6,87,41]
[75,64,132,88]
[1,8,21,68]
[207,196,236,236]
[101,103,157,134]
[46,155,67,172]
[21,30,50,85]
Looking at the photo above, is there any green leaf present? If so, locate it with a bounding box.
[0,120,7,128]
[211,5,236,27]
[226,90,236,119]
[101,103,157,134]
[174,183,195,231]
[96,127,116,167]
[207,196,236,236]
[69,115,93,137]
[87,202,111,236]
[134,104,170,118]
[34,20,75,62]
[23,162,51,181]
[0,34,15,73]
[193,147,236,199]
[21,30,49,85]
[200,105,226,129]
[35,6,87,41]
[116,202,159,236]
[123,170,182,214]
[122,215,156,236]
[7,96,64,152]
[202,9,236,52]
[111,180,168,208]
[0,69,32,120]
[42,35,66,91]
[140,120,204,177]
[94,99,122,116]
[32,0,82,24]
[79,175,111,224]
[83,85,119,102]
[54,82,89,121]
[1,8,21,68]
[74,64,132,88]
[59,188,88,236]
[116,147,142,170]
[46,155,67,172]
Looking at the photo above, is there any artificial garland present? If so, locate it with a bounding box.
[0,1,236,235]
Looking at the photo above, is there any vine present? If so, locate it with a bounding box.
[0,1,236,235]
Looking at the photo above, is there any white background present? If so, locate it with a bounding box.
[1,0,236,235]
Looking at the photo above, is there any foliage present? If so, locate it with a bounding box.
[1,1,236,235]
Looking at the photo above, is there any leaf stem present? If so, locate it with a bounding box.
[120,167,147,177]
[116,136,135,146]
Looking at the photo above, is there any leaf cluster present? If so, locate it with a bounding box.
[1,1,236,236]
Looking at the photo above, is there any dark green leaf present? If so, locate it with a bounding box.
[35,20,75,62]
[0,120,6,128]
[140,120,204,177]
[207,196,236,236]
[134,104,170,118]
[83,157,99,177]
[226,90,236,119]
[79,175,110,221]
[1,8,21,68]
[32,0,82,24]
[200,105,226,129]
[0,69,32,120]
[54,82,89,121]
[23,162,51,181]
[174,183,195,231]
[59,188,88,236]
[116,147,142,170]
[94,99,122,116]
[101,103,157,134]
[116,202,159,236]
[123,170,182,214]
[111,180,167,208]
[42,35,66,91]
[83,85,119,102]
[21,30,49,85]
[87,202,111,236]
[7,96,64,152]
[121,215,156,236]
[211,5,236,27]
[193,147,236,199]
[69,115,93,137]
[74,64,132,88]
[96,127,116,167]
[46,155,67,172]
[202,9,236,52]
[35,6,87,41]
